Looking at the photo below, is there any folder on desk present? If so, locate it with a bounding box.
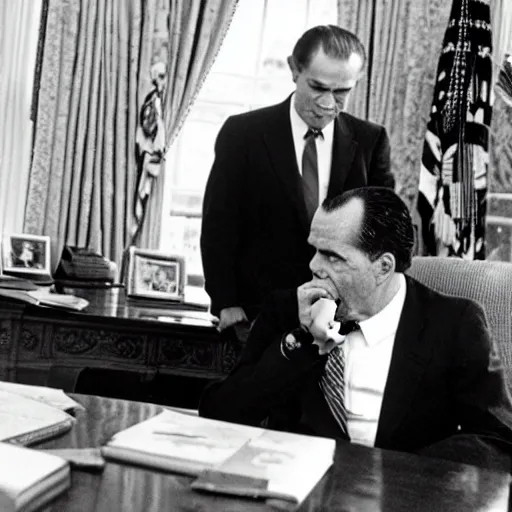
[0,287,89,311]
[0,381,83,414]
[0,390,75,446]
[101,409,335,504]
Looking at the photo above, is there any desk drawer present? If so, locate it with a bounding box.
[51,325,148,364]
[155,334,217,373]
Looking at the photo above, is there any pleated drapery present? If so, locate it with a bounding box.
[24,0,157,271]
[491,0,512,82]
[488,0,512,196]
[0,0,42,236]
[137,0,239,249]
[338,0,452,208]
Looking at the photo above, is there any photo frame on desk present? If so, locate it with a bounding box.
[126,247,185,302]
[1,233,52,280]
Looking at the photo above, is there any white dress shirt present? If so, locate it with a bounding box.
[343,273,407,446]
[289,95,334,206]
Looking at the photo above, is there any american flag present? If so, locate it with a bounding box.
[416,0,492,259]
[131,62,167,244]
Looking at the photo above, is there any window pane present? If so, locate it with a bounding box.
[186,101,247,125]
[252,77,295,108]
[212,0,265,76]
[170,120,218,190]
[200,73,255,105]
[306,0,338,27]
[169,189,202,216]
[258,0,309,78]
[161,216,203,277]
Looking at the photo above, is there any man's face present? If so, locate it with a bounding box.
[307,199,380,322]
[289,48,363,130]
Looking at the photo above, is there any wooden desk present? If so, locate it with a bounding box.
[0,288,241,393]
[36,394,510,511]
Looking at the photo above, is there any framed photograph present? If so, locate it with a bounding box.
[1,233,51,276]
[126,247,185,302]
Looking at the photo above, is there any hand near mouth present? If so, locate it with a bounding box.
[297,280,337,329]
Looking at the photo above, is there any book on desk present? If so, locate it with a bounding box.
[0,287,89,311]
[0,381,83,414]
[0,388,75,446]
[101,409,335,504]
[0,442,70,512]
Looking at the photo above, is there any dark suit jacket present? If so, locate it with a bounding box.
[199,276,512,469]
[200,97,394,318]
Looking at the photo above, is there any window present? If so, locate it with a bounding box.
[159,0,338,285]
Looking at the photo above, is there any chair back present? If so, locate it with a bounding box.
[407,256,512,391]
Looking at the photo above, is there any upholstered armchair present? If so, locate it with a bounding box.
[407,256,512,392]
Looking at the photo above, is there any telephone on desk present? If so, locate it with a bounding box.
[54,246,116,284]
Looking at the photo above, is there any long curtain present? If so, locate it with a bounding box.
[492,0,512,80]
[0,0,42,237]
[488,0,512,192]
[24,0,157,271]
[338,0,452,208]
[137,0,239,249]
[486,1,512,261]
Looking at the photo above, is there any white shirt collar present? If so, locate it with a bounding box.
[358,273,407,347]
[289,93,334,143]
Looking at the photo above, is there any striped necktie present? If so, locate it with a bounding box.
[319,321,359,436]
[302,128,322,223]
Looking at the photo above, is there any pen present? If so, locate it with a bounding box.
[152,430,207,439]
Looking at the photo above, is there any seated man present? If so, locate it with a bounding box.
[199,186,512,470]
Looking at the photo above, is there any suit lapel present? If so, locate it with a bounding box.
[263,97,310,234]
[375,277,432,448]
[327,113,357,198]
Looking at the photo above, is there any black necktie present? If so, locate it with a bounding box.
[338,321,360,335]
[302,128,322,223]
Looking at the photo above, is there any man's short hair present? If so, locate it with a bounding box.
[321,187,415,273]
[291,25,366,72]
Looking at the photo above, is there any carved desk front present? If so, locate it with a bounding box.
[0,288,242,392]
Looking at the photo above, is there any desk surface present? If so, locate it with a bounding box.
[0,287,231,393]
[53,286,215,327]
[35,394,510,512]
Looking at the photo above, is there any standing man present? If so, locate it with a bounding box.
[201,25,394,332]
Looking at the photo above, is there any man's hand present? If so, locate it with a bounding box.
[297,279,337,329]
[297,282,343,355]
[218,306,248,332]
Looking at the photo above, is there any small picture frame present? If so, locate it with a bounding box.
[1,233,51,277]
[126,247,185,302]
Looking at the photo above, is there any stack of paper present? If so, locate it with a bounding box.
[102,409,335,504]
[0,442,70,512]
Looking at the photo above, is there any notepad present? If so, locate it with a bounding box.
[0,442,70,512]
